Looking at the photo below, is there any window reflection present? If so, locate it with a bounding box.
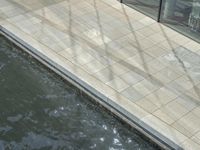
[161,0,200,42]
[189,1,200,32]
[122,0,200,42]
[123,0,160,19]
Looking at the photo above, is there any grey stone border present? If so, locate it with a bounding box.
[0,25,183,150]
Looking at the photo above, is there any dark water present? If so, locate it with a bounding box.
[0,35,161,150]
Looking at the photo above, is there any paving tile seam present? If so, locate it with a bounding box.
[171,107,200,133]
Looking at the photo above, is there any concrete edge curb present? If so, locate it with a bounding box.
[0,25,183,150]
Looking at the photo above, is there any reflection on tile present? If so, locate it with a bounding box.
[119,71,144,85]
[153,100,190,124]
[106,77,129,92]
[121,86,144,102]
[172,112,200,137]
[2,0,200,148]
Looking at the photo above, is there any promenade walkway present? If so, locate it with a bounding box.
[1,0,200,149]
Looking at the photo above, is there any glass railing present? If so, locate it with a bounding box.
[122,0,161,20]
[160,0,200,43]
[122,0,200,43]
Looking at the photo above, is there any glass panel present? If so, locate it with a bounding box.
[160,0,200,43]
[122,0,161,20]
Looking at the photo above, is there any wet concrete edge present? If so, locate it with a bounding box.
[0,25,183,150]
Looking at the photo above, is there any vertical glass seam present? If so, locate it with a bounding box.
[157,0,163,22]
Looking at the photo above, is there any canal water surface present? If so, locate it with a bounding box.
[0,35,161,150]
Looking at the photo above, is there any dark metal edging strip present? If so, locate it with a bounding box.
[157,0,163,22]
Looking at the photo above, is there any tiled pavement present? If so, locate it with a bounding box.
[1,0,200,149]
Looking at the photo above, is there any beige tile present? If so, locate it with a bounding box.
[175,97,198,111]
[70,53,95,65]
[113,34,140,48]
[191,107,200,118]
[172,112,200,137]
[63,44,87,57]
[94,67,117,82]
[153,67,182,83]
[128,21,145,31]
[153,100,190,124]
[148,33,167,44]
[108,94,149,119]
[82,59,107,74]
[142,115,187,145]
[83,28,101,38]
[181,139,200,150]
[124,61,157,75]
[136,38,156,50]
[107,48,136,60]
[119,71,144,85]
[173,76,196,91]
[153,71,174,84]
[132,79,160,96]
[147,59,166,72]
[58,50,74,59]
[137,26,158,37]
[148,23,163,32]
[145,87,178,108]
[98,56,118,66]
[171,34,191,45]
[196,50,200,55]
[105,28,128,40]
[136,98,159,113]
[121,86,144,102]
[88,77,118,96]
[144,45,169,58]
[161,26,178,37]
[185,88,200,101]
[106,77,129,92]
[159,40,180,51]
[90,35,111,46]
[125,52,154,65]
[108,62,130,76]
[138,17,155,26]
[47,40,72,52]
[183,41,200,53]
[191,132,200,145]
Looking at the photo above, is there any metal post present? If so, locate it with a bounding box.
[157,0,163,22]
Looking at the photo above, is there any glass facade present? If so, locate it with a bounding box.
[122,0,200,43]
[160,0,200,43]
[122,0,161,19]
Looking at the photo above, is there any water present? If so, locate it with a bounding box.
[0,35,161,150]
